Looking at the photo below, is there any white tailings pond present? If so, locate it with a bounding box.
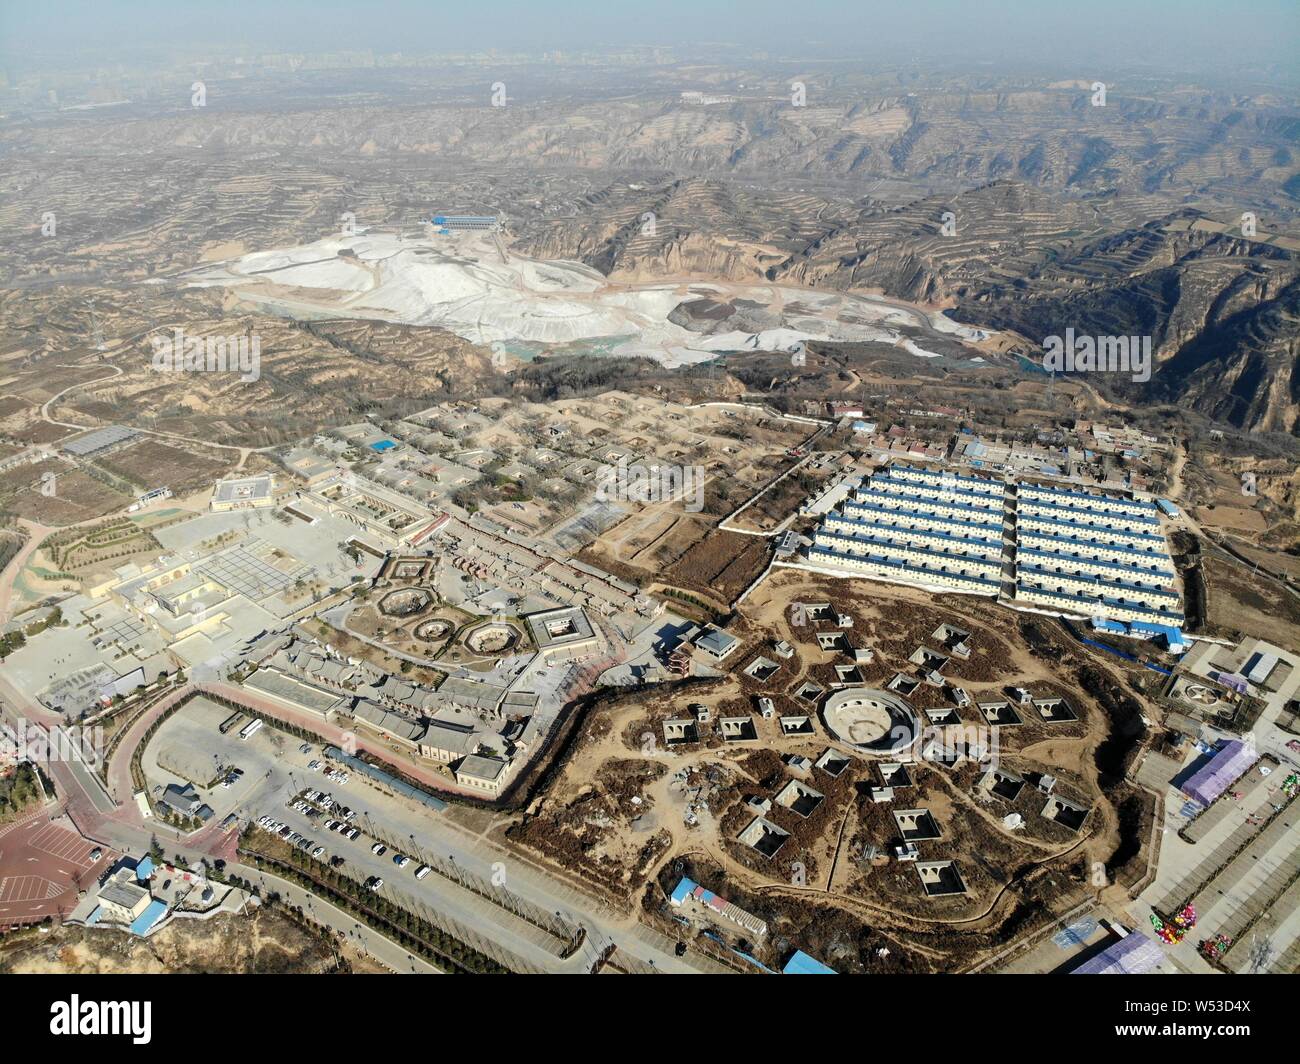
[181,231,986,368]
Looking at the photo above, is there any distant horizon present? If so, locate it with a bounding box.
[1,0,1297,85]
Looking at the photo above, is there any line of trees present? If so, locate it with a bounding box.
[237,832,510,974]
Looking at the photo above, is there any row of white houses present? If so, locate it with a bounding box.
[1017,498,1160,535]
[796,462,1184,630]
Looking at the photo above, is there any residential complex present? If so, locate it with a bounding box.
[800,463,1184,633]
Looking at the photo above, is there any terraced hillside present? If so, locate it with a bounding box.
[2,64,1297,438]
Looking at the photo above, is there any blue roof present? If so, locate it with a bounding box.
[323,747,447,811]
[1016,564,1180,604]
[861,487,1002,517]
[890,464,1002,493]
[825,515,1001,552]
[873,477,1003,508]
[129,899,168,937]
[85,905,104,926]
[670,877,697,906]
[1016,585,1183,625]
[1131,623,1187,649]
[1017,530,1174,568]
[1020,497,1159,526]
[818,536,1001,577]
[1018,512,1165,546]
[843,499,1003,535]
[135,856,155,881]
[1072,932,1164,974]
[809,548,1000,590]
[369,439,396,452]
[1018,546,1173,583]
[1019,482,1152,512]
[783,949,837,974]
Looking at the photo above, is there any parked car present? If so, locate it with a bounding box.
[393,854,411,868]
[371,843,387,856]
[365,876,383,892]
[311,846,325,858]
[415,865,431,880]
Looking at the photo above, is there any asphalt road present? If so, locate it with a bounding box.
[230,862,442,974]
[0,674,702,973]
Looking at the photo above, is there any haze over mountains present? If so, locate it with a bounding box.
[2,44,1298,436]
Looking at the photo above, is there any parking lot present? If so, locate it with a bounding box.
[140,698,603,971]
[0,811,112,927]
[141,695,298,826]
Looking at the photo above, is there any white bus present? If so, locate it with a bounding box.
[238,718,264,741]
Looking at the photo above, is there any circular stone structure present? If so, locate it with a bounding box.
[378,587,432,618]
[821,688,920,755]
[1185,684,1221,706]
[414,618,453,642]
[463,621,520,655]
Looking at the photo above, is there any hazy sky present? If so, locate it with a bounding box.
[2,0,1297,76]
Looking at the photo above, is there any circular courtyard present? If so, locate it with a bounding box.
[414,618,453,642]
[463,621,521,655]
[378,587,432,618]
[821,687,920,755]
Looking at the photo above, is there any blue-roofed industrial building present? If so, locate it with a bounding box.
[783,949,837,974]
[430,215,499,230]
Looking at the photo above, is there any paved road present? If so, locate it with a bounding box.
[230,862,441,974]
[0,674,701,973]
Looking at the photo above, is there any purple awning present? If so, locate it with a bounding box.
[1072,932,1164,974]
[1181,740,1259,806]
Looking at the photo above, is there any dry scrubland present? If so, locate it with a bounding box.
[508,567,1155,972]
[0,907,383,974]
